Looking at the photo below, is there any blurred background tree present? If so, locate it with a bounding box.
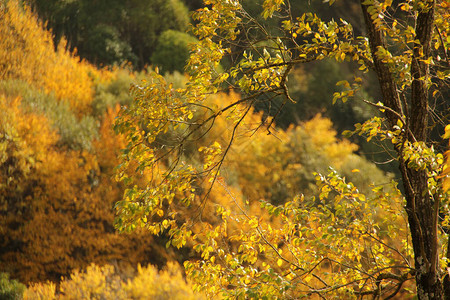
[151,30,198,73]
[28,0,191,68]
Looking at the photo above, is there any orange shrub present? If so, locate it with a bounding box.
[0,95,174,283]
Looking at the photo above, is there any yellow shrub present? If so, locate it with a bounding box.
[23,263,205,300]
[23,282,56,300]
[123,262,204,300]
[0,0,111,114]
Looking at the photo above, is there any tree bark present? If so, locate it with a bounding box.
[360,1,445,298]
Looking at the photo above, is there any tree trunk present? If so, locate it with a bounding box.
[360,1,446,298]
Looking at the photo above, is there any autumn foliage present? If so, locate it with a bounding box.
[0,0,108,114]
[0,0,177,285]
[113,0,449,298]
[1,0,449,299]
[24,263,205,299]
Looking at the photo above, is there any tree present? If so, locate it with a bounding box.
[151,30,198,73]
[115,0,450,298]
[27,0,190,68]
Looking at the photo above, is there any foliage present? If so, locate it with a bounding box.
[115,0,450,298]
[28,0,190,69]
[0,95,172,283]
[185,173,411,299]
[91,67,178,117]
[0,1,186,283]
[0,80,98,151]
[277,59,376,132]
[122,0,190,67]
[115,75,411,298]
[82,24,134,66]
[0,0,107,114]
[0,273,25,300]
[24,263,205,299]
[151,30,198,73]
[199,92,392,205]
[91,69,137,117]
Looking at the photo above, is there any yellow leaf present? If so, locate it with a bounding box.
[277,259,283,267]
[443,179,450,192]
[444,124,450,139]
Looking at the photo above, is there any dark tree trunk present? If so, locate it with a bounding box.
[360,1,446,298]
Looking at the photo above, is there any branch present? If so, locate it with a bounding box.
[355,271,412,299]
[365,231,412,268]
[361,99,417,143]
[435,24,450,68]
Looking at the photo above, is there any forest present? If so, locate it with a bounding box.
[0,0,449,299]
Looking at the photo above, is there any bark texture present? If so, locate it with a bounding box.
[360,1,446,299]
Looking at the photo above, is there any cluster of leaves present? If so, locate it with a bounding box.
[172,94,412,298]
[197,92,392,205]
[115,74,410,298]
[114,0,449,298]
[185,172,412,298]
[0,80,98,151]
